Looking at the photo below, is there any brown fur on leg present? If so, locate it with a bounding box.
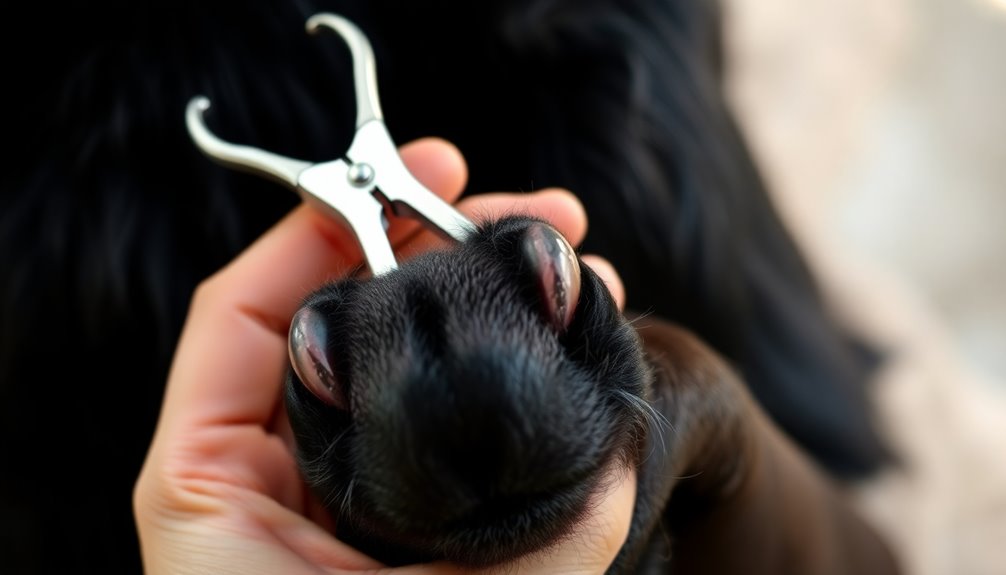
[617,317,900,574]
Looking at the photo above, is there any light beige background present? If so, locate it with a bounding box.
[724,0,1006,386]
[720,2,1006,573]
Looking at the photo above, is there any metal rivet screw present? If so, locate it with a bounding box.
[347,163,375,187]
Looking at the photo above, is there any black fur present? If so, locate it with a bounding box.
[1,0,889,572]
[286,216,648,566]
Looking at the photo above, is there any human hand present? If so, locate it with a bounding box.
[133,138,635,574]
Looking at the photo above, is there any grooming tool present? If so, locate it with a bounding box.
[185,13,475,276]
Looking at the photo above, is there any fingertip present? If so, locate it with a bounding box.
[532,188,588,244]
[503,464,636,574]
[398,137,468,202]
[536,188,586,220]
[450,187,588,248]
[580,255,626,311]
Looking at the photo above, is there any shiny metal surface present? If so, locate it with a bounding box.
[185,12,474,275]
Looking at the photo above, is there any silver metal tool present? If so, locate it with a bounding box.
[185,12,475,276]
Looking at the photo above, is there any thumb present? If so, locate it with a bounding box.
[518,465,637,574]
[386,464,637,575]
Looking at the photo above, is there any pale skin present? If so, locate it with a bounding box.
[133,138,636,575]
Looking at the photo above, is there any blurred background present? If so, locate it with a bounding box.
[723,0,1006,389]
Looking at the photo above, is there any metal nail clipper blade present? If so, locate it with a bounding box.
[185,13,476,276]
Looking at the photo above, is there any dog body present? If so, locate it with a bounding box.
[1,1,888,572]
